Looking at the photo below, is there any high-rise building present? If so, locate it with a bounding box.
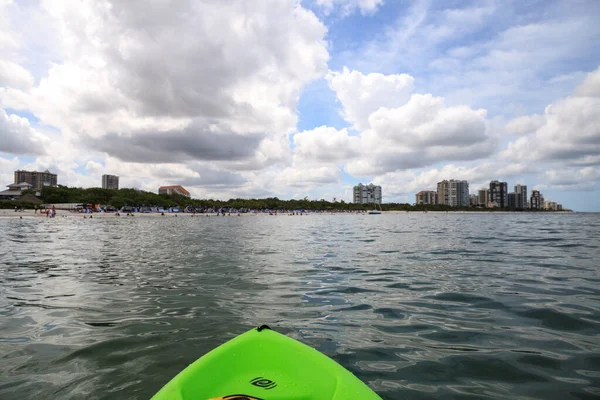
[477,188,489,207]
[102,174,119,190]
[353,183,382,204]
[508,192,521,209]
[437,181,448,205]
[514,184,527,209]
[415,190,437,205]
[489,181,508,208]
[530,190,543,209]
[14,169,57,192]
[159,185,191,197]
[452,180,469,207]
[437,180,469,207]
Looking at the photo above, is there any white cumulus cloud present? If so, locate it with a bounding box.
[293,126,360,164]
[0,60,34,89]
[503,67,600,166]
[504,114,545,136]
[321,69,496,176]
[2,0,329,171]
[543,166,600,191]
[0,109,47,155]
[326,67,414,129]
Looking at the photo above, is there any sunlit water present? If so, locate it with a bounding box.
[1,213,599,399]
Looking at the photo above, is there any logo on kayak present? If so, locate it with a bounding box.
[250,377,277,390]
[209,395,263,400]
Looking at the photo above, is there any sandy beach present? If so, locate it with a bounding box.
[0,209,250,219]
[0,209,364,219]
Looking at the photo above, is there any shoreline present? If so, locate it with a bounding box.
[0,209,576,219]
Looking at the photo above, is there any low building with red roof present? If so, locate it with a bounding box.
[158,185,191,198]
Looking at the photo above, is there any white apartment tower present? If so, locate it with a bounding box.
[353,183,382,204]
[102,174,119,190]
[415,190,437,205]
[437,180,469,207]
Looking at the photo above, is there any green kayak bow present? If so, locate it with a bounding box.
[151,325,382,400]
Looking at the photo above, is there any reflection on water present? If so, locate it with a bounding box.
[1,213,599,399]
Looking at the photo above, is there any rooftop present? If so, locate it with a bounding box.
[159,185,190,196]
[15,169,55,175]
[0,189,23,197]
[7,182,33,190]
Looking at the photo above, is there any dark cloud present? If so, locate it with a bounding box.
[73,92,125,114]
[86,120,265,163]
[545,146,600,162]
[89,124,264,163]
[180,166,247,188]
[347,138,496,175]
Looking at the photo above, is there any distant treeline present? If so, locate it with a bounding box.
[0,186,562,212]
[37,186,397,210]
[0,200,38,210]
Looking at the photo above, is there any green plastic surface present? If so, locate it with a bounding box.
[151,327,382,400]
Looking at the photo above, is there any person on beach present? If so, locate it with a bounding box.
[46,209,50,217]
[34,205,38,214]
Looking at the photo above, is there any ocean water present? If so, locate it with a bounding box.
[1,212,599,399]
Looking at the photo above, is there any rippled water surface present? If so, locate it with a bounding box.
[1,213,599,399]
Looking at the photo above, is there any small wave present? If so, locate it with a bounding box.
[515,307,598,332]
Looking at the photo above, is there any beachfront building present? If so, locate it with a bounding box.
[451,180,469,207]
[530,190,543,209]
[353,183,382,204]
[437,181,448,205]
[415,190,437,205]
[508,192,520,209]
[469,194,478,206]
[14,169,57,192]
[102,174,119,190]
[543,200,563,211]
[477,188,489,207]
[489,181,508,208]
[437,180,469,207]
[158,185,191,198]
[515,184,527,209]
[0,182,33,200]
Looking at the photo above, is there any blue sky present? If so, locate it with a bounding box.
[0,0,599,210]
